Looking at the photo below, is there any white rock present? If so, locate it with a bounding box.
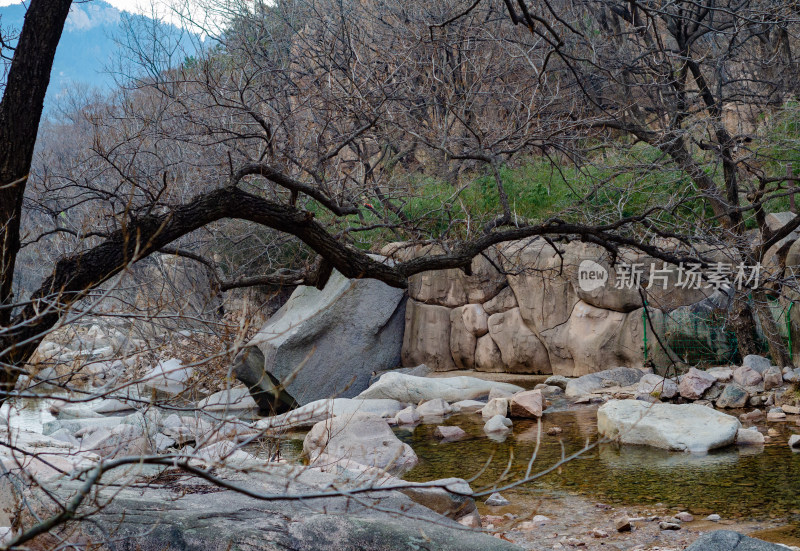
[736,428,765,446]
[197,387,258,412]
[637,373,678,400]
[483,414,512,435]
[358,372,522,403]
[304,413,418,474]
[706,367,733,382]
[450,400,486,413]
[597,399,740,453]
[153,432,176,452]
[481,398,509,420]
[416,398,452,419]
[394,406,421,425]
[255,398,406,431]
[485,492,509,506]
[140,358,193,395]
[789,434,800,449]
[161,414,212,444]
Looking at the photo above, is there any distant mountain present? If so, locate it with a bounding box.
[0,1,197,109]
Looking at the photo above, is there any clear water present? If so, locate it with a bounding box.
[398,406,800,522]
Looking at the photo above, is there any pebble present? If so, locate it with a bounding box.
[767,408,787,421]
[768,428,781,437]
[785,405,800,415]
[740,409,765,422]
[789,434,800,449]
[547,426,563,436]
[659,521,681,530]
[591,528,609,538]
[706,514,721,521]
[674,511,693,522]
[433,425,467,441]
[614,516,632,532]
[485,492,510,507]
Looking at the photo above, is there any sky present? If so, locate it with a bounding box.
[0,0,219,29]
[0,0,170,14]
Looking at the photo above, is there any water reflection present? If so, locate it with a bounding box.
[400,407,800,520]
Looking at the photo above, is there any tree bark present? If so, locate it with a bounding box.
[0,0,72,325]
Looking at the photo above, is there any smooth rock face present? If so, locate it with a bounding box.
[597,399,741,452]
[678,367,716,400]
[394,406,421,426]
[637,373,678,400]
[686,530,788,550]
[565,367,646,398]
[242,265,407,405]
[255,398,406,432]
[304,413,418,474]
[358,373,523,403]
[716,384,749,409]
[403,299,456,371]
[487,308,552,374]
[46,470,521,551]
[509,390,544,418]
[449,307,478,369]
[474,334,504,372]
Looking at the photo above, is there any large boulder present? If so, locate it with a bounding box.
[358,372,523,403]
[304,413,418,474]
[403,299,455,371]
[239,265,406,405]
[487,308,551,374]
[597,399,740,452]
[35,468,522,551]
[256,398,406,432]
[231,347,299,415]
[686,530,788,551]
[384,243,507,307]
[565,367,646,398]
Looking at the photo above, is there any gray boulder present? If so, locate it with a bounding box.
[231,347,298,415]
[39,470,521,551]
[716,384,749,409]
[637,373,678,400]
[742,355,771,374]
[686,530,788,550]
[237,265,406,406]
[565,367,645,398]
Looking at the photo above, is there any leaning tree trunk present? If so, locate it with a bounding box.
[0,0,74,401]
